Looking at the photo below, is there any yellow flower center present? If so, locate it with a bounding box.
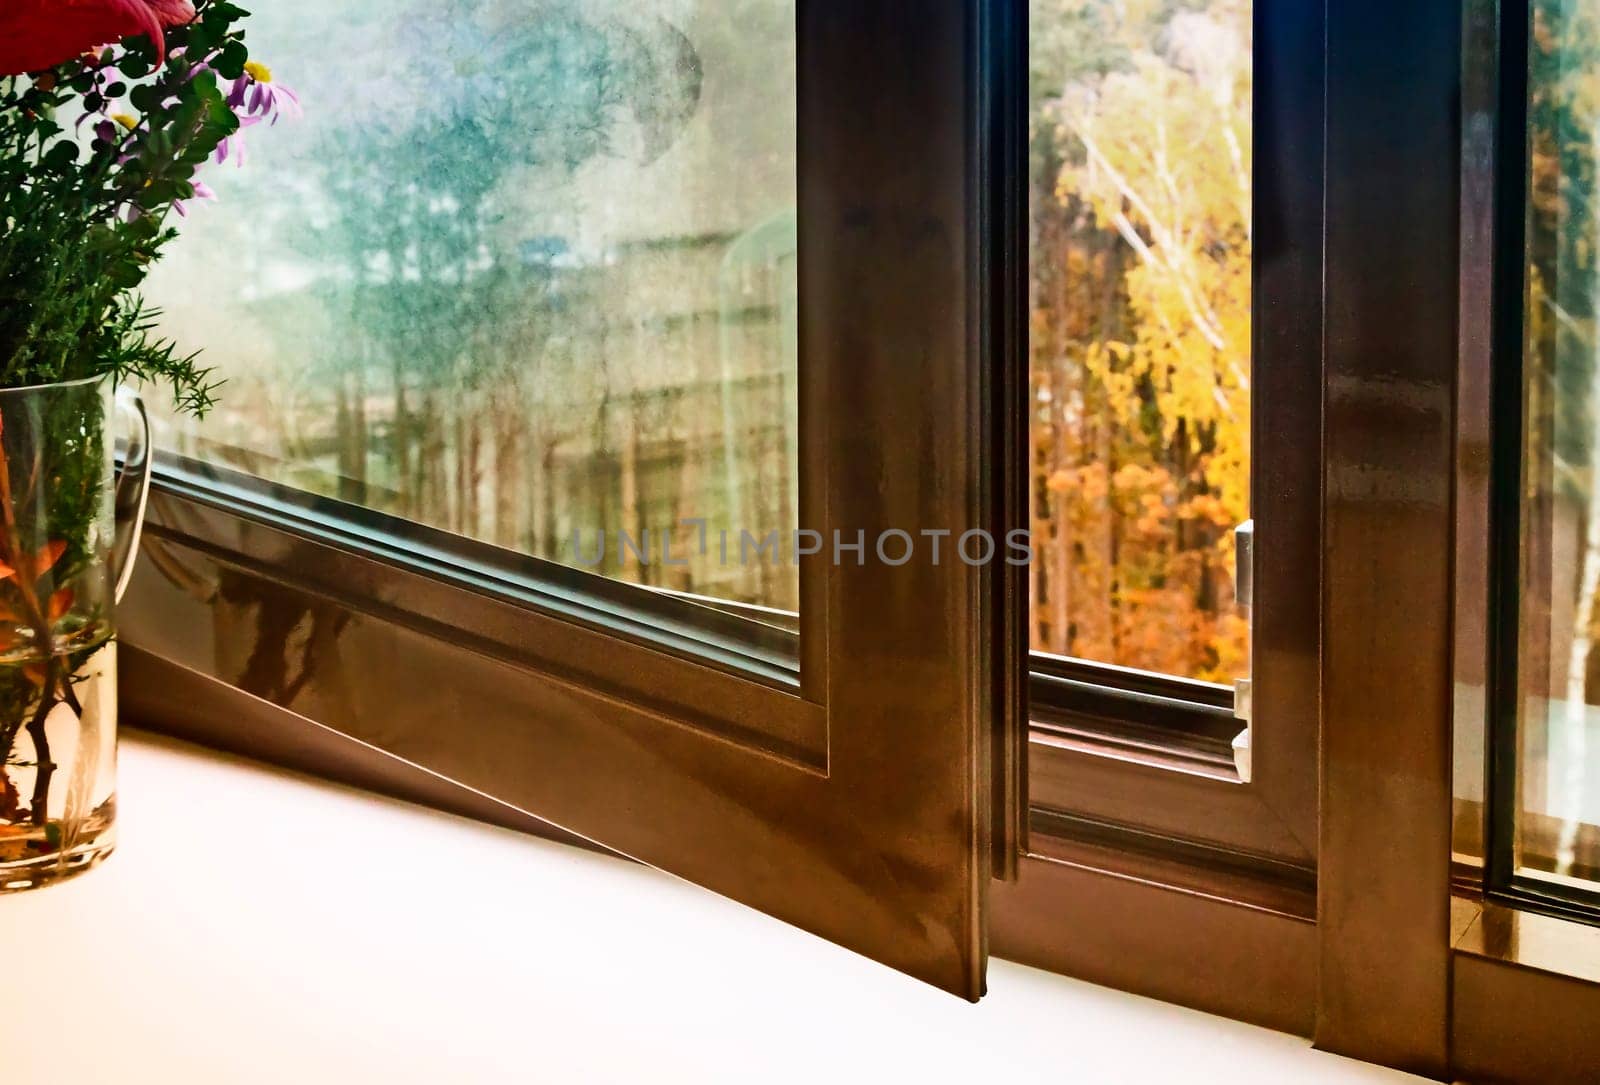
[243,60,273,84]
[110,113,138,131]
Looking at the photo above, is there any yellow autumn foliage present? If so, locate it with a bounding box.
[1030,0,1251,682]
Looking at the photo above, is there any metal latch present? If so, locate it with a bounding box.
[1233,520,1253,783]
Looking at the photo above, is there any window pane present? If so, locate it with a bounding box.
[1027,0,1251,684]
[145,0,799,612]
[1515,0,1600,890]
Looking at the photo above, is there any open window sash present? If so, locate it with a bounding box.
[120,0,1024,999]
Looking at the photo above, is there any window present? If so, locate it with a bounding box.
[1028,0,1251,686]
[1021,0,1320,871]
[123,1,1019,999]
[145,0,801,613]
[106,0,1600,1074]
[1493,0,1600,914]
[134,0,1318,906]
[1440,2,1600,1079]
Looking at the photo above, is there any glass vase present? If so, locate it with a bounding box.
[0,376,151,892]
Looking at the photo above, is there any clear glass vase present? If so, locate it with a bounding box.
[0,376,150,892]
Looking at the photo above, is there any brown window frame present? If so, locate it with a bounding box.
[126,0,1329,1025]
[1439,1,1600,1081]
[1317,0,1600,1080]
[118,1,1600,1079]
[121,0,1023,1000]
[1019,0,1323,889]
[1473,0,1600,927]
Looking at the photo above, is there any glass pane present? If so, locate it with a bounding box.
[1515,0,1600,890]
[145,0,799,613]
[1027,1,1252,683]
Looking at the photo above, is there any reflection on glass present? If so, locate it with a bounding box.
[145,0,799,611]
[1028,0,1252,683]
[1516,0,1600,888]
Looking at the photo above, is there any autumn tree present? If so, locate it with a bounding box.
[1526,0,1600,873]
[1030,0,1250,682]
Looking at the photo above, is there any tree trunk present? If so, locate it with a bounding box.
[351,366,368,504]
[466,407,483,539]
[619,405,642,585]
[494,401,522,550]
[1557,192,1600,872]
[393,367,411,518]
[452,406,468,536]
[334,378,359,505]
[422,392,447,528]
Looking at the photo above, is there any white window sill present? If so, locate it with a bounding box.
[1,733,1422,1084]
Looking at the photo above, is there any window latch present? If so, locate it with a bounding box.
[1233,519,1253,783]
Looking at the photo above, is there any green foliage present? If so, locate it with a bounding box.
[1530,0,1600,487]
[0,0,264,415]
[96,296,219,416]
[288,2,706,396]
[0,2,275,822]
[0,376,111,771]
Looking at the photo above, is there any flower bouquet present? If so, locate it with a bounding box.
[0,0,292,889]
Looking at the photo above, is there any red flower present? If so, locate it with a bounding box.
[0,0,197,77]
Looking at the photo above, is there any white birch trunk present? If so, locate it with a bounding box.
[1559,482,1598,872]
[1556,149,1600,873]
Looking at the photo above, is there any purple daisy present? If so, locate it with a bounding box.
[228,61,302,125]
[172,179,217,217]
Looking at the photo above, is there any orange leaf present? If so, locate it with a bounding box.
[35,540,66,577]
[0,560,13,581]
[47,588,73,622]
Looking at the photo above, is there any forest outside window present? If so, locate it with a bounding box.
[1028,0,1250,687]
[127,0,1315,949]
[145,0,802,617]
[148,0,1261,768]
[120,0,1010,998]
[1016,0,1321,870]
[1027,0,1254,770]
[1493,0,1600,916]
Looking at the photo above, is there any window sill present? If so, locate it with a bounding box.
[0,730,1416,1084]
[1452,896,1600,986]
[1450,896,1600,1084]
